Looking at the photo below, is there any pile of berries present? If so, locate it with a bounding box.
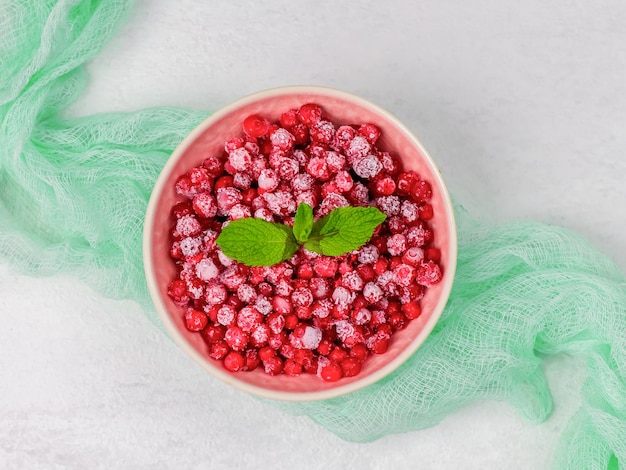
[167,103,443,382]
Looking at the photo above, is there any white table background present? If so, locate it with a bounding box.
[2,1,625,468]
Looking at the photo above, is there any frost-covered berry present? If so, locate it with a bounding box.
[257,168,279,193]
[325,151,346,172]
[227,147,252,172]
[416,260,443,286]
[314,257,338,278]
[318,193,349,217]
[269,128,296,151]
[375,195,401,216]
[236,284,257,304]
[175,214,202,238]
[306,157,331,181]
[333,170,354,192]
[357,244,379,264]
[217,305,237,326]
[216,187,243,214]
[205,283,228,306]
[292,287,314,308]
[192,193,217,219]
[195,258,219,281]
[263,190,296,216]
[225,326,249,351]
[341,271,364,291]
[309,277,330,299]
[229,203,251,220]
[393,263,416,287]
[310,120,336,144]
[232,171,252,190]
[346,135,372,162]
[363,282,384,304]
[291,173,314,191]
[406,224,433,247]
[290,324,322,350]
[254,207,274,222]
[400,200,420,224]
[351,307,372,326]
[353,154,383,179]
[255,295,273,315]
[402,246,424,266]
[386,234,407,256]
[332,286,356,308]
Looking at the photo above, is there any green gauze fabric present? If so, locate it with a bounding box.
[1,2,624,469]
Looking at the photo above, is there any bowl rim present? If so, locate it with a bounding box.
[143,85,457,402]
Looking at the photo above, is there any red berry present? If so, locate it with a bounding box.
[424,247,441,263]
[268,331,289,350]
[328,347,348,363]
[389,311,407,331]
[320,362,343,382]
[410,180,433,202]
[284,314,299,330]
[358,123,381,144]
[317,339,333,356]
[367,333,390,355]
[297,103,323,127]
[356,264,376,282]
[214,175,234,192]
[201,324,226,343]
[350,344,369,362]
[419,203,434,220]
[314,257,338,278]
[241,187,257,205]
[171,201,194,219]
[208,340,229,360]
[295,305,313,320]
[387,216,406,234]
[372,176,396,196]
[202,155,225,178]
[401,301,422,320]
[279,109,298,128]
[184,308,208,332]
[284,359,303,376]
[263,355,284,375]
[396,171,418,196]
[293,348,314,367]
[167,280,189,304]
[223,351,245,372]
[258,345,276,362]
[340,357,363,377]
[245,349,261,371]
[243,114,270,138]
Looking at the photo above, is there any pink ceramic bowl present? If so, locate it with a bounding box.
[143,86,457,401]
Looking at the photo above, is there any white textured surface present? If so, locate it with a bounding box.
[2,0,625,468]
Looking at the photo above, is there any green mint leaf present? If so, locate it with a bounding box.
[305,206,386,256]
[216,218,298,266]
[292,203,314,243]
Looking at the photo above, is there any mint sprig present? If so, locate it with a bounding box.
[216,218,299,266]
[216,203,386,266]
